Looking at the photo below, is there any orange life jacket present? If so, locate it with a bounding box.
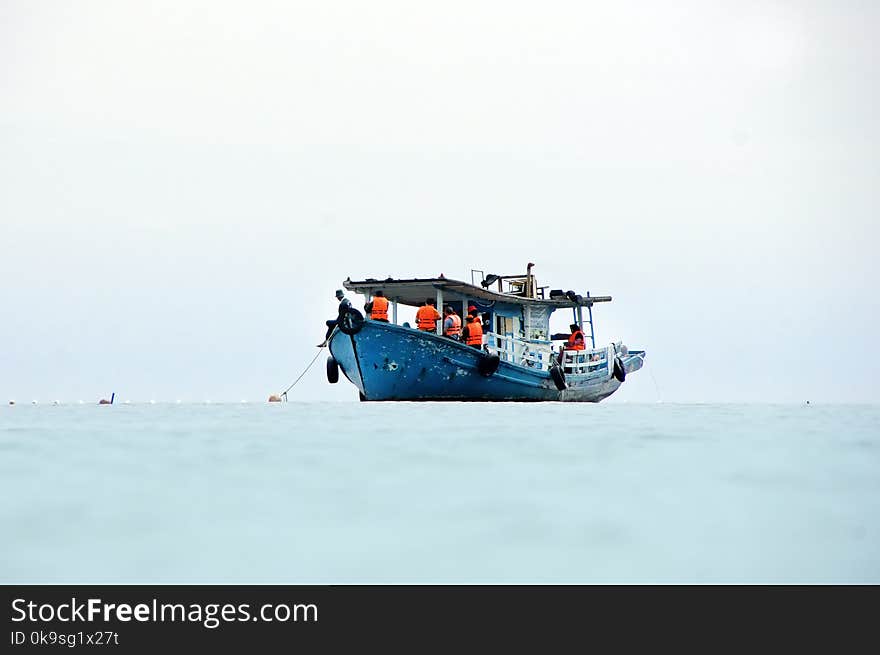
[444,313,461,337]
[370,296,389,321]
[567,330,586,350]
[416,305,441,331]
[465,316,483,346]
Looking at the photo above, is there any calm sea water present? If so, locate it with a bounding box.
[1,402,878,583]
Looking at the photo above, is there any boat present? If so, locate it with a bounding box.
[325,264,646,402]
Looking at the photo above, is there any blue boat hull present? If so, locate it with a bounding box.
[328,321,645,402]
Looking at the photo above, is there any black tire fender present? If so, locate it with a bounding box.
[477,353,501,377]
[338,308,364,335]
[550,365,567,391]
[613,356,626,383]
[326,356,339,384]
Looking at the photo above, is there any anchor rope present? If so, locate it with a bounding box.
[280,327,338,400]
[648,365,662,403]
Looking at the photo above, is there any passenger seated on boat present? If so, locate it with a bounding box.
[552,324,586,363]
[364,290,390,322]
[550,324,585,349]
[462,310,484,349]
[318,289,352,347]
[415,298,442,332]
[443,305,461,339]
[566,324,586,351]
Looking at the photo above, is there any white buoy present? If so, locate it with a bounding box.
[78,400,84,404]
[175,399,182,404]
[149,399,156,404]
[53,400,60,405]
[32,400,38,405]
[124,399,131,405]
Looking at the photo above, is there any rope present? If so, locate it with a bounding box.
[648,365,663,403]
[281,327,337,401]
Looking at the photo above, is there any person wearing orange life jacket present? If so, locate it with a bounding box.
[364,290,389,322]
[462,310,484,348]
[442,305,461,339]
[566,323,586,350]
[415,298,442,332]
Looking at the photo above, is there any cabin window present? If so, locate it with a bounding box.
[496,316,521,336]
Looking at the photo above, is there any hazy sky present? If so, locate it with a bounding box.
[2,1,877,403]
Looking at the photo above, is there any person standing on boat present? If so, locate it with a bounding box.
[416,298,442,332]
[462,309,484,349]
[442,305,461,339]
[365,290,390,322]
[317,289,352,347]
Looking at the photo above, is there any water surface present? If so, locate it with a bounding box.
[2,402,878,583]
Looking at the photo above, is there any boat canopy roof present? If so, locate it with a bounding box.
[343,276,611,309]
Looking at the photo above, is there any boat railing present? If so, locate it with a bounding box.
[560,343,620,376]
[486,333,620,376]
[485,332,555,370]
